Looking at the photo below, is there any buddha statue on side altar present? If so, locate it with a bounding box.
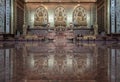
[34,12,44,26]
[76,12,87,26]
[55,12,66,27]
[77,12,83,21]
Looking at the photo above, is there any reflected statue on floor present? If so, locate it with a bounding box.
[75,12,87,26]
[55,12,66,27]
[34,12,45,26]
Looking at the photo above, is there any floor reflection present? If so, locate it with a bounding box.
[0,41,120,82]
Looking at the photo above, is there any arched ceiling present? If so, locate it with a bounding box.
[25,0,97,3]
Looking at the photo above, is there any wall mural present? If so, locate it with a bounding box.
[34,6,48,27]
[73,6,87,27]
[0,0,5,33]
[54,6,67,27]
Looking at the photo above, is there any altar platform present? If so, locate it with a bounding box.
[0,27,119,41]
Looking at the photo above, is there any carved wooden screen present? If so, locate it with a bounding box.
[54,6,67,26]
[73,6,87,26]
[17,6,24,33]
[34,6,48,26]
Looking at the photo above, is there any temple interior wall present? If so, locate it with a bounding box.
[25,3,96,28]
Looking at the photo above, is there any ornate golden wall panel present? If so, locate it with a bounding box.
[34,6,48,26]
[54,6,67,27]
[25,3,96,28]
[73,6,87,26]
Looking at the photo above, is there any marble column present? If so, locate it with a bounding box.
[0,0,11,33]
[5,0,11,33]
[110,0,116,33]
[110,49,116,82]
[116,0,120,33]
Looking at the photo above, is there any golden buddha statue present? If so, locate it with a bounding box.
[77,12,83,22]
[55,12,66,27]
[57,12,64,22]
[34,12,44,26]
[76,12,87,26]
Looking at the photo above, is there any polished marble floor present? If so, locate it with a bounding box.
[0,40,120,82]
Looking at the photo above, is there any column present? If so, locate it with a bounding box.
[0,0,5,33]
[110,49,116,82]
[107,0,110,33]
[10,0,14,34]
[110,0,116,33]
[116,0,120,33]
[5,49,10,82]
[5,0,11,33]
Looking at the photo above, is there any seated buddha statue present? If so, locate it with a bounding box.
[55,12,66,27]
[34,12,44,26]
[76,12,87,26]
[77,12,83,22]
